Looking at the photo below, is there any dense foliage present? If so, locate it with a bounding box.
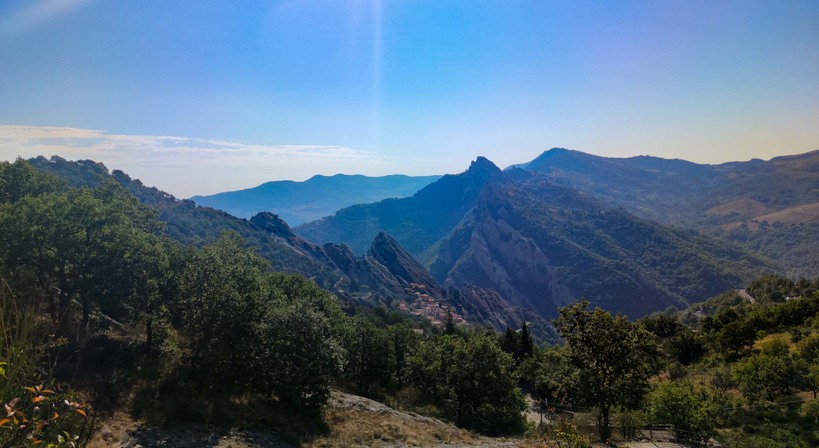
[3,157,819,447]
[408,331,527,435]
[0,159,527,440]
[554,300,661,441]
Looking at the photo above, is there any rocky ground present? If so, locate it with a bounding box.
[86,392,699,448]
[87,392,534,448]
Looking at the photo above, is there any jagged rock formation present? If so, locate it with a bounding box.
[297,156,509,256]
[297,156,770,320]
[368,232,442,298]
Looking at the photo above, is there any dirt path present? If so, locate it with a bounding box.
[736,289,756,303]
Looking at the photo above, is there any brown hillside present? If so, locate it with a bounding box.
[753,202,819,225]
[706,198,773,218]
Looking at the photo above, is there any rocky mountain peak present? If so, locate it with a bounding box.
[249,212,295,239]
[467,156,503,178]
[368,232,442,296]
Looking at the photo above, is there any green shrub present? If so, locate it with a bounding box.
[644,380,713,443]
[0,283,91,447]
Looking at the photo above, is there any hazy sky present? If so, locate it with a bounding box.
[1,0,817,197]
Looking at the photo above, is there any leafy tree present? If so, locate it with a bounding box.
[798,334,819,398]
[798,333,819,363]
[443,308,456,335]
[387,323,420,389]
[554,300,661,442]
[408,332,526,435]
[173,234,347,414]
[178,233,269,389]
[640,313,684,338]
[734,338,808,402]
[0,159,61,204]
[716,319,758,358]
[130,238,190,353]
[644,381,713,443]
[805,364,819,399]
[519,321,534,358]
[499,322,534,362]
[0,181,160,334]
[668,327,707,364]
[342,317,392,396]
[800,399,819,423]
[254,300,343,413]
[521,346,576,407]
[500,326,519,355]
[748,275,795,302]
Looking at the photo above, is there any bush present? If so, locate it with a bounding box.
[0,284,92,447]
[408,331,527,436]
[253,301,343,413]
[800,399,819,423]
[644,381,713,443]
[553,421,591,448]
[734,338,808,402]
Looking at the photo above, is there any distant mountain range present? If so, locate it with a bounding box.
[509,147,819,225]
[28,156,543,338]
[296,156,771,319]
[190,174,441,226]
[507,148,819,278]
[28,147,817,338]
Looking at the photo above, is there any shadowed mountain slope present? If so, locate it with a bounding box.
[513,148,819,277]
[297,156,771,319]
[296,157,507,256]
[28,156,542,335]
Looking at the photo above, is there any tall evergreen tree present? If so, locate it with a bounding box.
[444,309,456,335]
[520,322,534,358]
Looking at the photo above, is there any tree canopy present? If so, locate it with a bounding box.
[555,300,661,441]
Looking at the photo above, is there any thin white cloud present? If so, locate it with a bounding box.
[0,125,392,197]
[0,0,93,43]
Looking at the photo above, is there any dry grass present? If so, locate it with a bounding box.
[718,200,819,230]
[86,391,543,448]
[706,198,773,219]
[306,407,476,447]
[304,392,535,447]
[752,202,819,225]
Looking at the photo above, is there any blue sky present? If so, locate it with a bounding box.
[0,0,817,196]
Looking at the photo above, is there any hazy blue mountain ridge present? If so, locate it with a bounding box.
[295,157,508,256]
[191,173,441,226]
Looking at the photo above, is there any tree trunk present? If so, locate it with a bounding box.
[82,299,90,330]
[49,291,57,323]
[599,406,611,442]
[56,290,71,336]
[146,317,153,353]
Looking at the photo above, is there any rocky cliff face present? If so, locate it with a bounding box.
[295,156,511,256]
[319,230,552,337]
[427,175,766,319]
[463,215,572,315]
[242,211,546,335]
[428,184,575,319]
[368,232,443,298]
[445,282,555,340]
